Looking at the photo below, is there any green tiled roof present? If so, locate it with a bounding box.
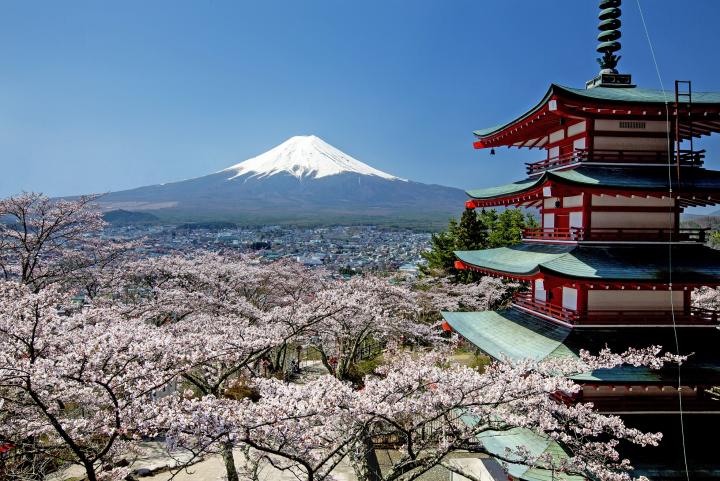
[442,309,575,362]
[474,83,720,138]
[476,427,583,481]
[456,243,720,282]
[442,308,720,383]
[465,165,720,200]
[559,84,720,104]
[455,244,573,276]
[465,178,540,199]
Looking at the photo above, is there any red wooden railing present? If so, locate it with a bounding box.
[523,227,584,241]
[522,227,707,243]
[512,292,580,324]
[512,292,719,326]
[526,148,705,175]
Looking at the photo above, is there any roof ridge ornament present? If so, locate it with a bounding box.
[586,0,635,89]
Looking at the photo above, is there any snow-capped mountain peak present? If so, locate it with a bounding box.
[222,135,404,181]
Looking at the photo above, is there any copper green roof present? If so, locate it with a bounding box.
[474,83,720,138]
[443,309,575,361]
[560,84,720,104]
[442,309,720,384]
[455,243,720,282]
[465,165,720,200]
[456,244,572,276]
[475,427,583,481]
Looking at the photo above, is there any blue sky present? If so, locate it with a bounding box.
[1,0,719,211]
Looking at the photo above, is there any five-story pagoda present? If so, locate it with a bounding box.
[442,1,720,479]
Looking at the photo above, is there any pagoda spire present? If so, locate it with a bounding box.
[586,0,634,89]
[596,0,622,72]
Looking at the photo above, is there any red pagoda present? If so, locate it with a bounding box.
[442,1,720,479]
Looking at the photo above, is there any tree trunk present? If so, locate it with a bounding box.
[335,357,350,381]
[351,427,382,481]
[82,460,98,481]
[221,441,239,481]
[318,348,333,375]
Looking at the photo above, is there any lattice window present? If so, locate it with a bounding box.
[619,121,646,129]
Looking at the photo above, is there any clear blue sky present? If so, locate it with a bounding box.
[1,0,719,210]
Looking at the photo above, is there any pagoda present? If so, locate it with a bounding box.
[442,1,720,479]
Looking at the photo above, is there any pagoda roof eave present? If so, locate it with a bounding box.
[472,425,581,481]
[455,244,720,283]
[464,166,720,208]
[473,84,720,148]
[441,309,720,383]
[473,84,555,138]
[455,245,571,278]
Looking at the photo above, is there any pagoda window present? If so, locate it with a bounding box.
[595,119,666,133]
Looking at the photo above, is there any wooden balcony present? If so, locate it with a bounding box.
[526,148,705,176]
[512,292,580,324]
[522,227,707,243]
[512,292,719,326]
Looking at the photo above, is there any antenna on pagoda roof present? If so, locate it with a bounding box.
[586,0,635,89]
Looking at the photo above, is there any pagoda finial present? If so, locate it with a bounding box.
[586,0,634,88]
[596,0,622,72]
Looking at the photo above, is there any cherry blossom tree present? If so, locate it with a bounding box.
[0,193,104,290]
[0,193,131,293]
[117,255,437,481]
[301,275,433,381]
[413,275,515,319]
[0,281,181,481]
[104,252,359,478]
[156,344,679,481]
[692,285,720,310]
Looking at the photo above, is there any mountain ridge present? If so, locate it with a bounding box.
[94,136,467,228]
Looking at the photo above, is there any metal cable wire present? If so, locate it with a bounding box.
[634,1,690,479]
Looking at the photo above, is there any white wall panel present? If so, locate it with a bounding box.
[588,290,684,311]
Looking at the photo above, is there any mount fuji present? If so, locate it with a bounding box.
[95,135,466,226]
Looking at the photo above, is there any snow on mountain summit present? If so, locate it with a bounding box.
[223,135,404,181]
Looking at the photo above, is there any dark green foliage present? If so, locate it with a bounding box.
[421,208,538,282]
[709,231,720,250]
[487,208,538,247]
